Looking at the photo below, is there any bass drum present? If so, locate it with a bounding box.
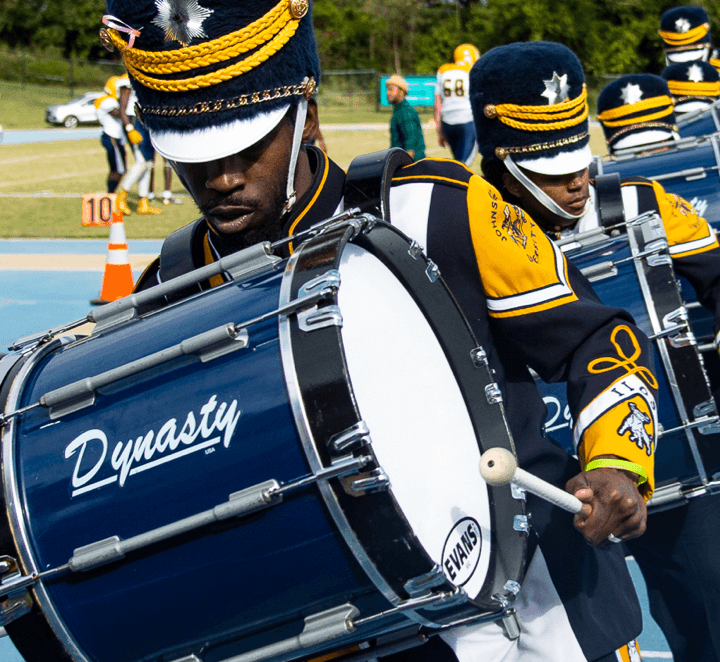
[592,133,720,230]
[0,219,526,662]
[592,134,720,394]
[677,101,720,139]
[536,213,720,511]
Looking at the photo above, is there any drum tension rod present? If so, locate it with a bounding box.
[6,284,342,425]
[0,455,372,597]
[270,207,372,253]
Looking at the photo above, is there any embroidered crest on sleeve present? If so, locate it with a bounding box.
[502,205,528,249]
[669,192,696,217]
[618,402,653,456]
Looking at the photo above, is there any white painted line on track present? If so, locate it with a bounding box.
[2,254,156,271]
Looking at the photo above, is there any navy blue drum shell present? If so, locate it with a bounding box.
[7,270,388,662]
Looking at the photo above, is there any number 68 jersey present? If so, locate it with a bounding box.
[435,61,473,125]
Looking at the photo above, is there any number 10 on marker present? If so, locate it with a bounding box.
[82,193,116,227]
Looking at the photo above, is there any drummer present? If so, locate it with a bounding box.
[473,46,720,662]
[662,60,720,116]
[598,72,720,662]
[104,1,657,660]
[659,6,715,65]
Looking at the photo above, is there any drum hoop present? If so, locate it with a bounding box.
[280,221,525,624]
[625,220,717,492]
[278,224,424,619]
[2,337,92,662]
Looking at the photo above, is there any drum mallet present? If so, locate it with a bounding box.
[480,447,583,514]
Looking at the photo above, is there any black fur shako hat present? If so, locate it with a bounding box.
[659,6,712,62]
[662,61,720,113]
[597,74,677,152]
[101,0,320,161]
[470,41,591,176]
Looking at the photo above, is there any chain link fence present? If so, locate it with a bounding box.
[1,50,383,110]
[0,48,126,98]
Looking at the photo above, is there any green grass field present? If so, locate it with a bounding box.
[0,81,607,240]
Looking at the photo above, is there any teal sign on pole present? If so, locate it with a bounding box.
[380,75,436,107]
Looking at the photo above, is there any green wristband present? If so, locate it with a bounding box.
[584,458,648,485]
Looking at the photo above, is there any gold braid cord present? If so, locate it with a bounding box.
[667,80,720,97]
[485,85,588,132]
[597,96,674,127]
[659,23,709,46]
[107,0,303,92]
[137,78,316,118]
[494,131,589,160]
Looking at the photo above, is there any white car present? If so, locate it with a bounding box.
[45,91,103,128]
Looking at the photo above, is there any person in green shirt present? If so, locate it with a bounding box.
[386,75,426,161]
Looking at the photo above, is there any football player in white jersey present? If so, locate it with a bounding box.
[433,43,479,166]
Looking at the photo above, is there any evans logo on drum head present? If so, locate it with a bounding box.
[441,517,482,586]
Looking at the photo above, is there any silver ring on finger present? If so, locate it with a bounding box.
[608,534,622,544]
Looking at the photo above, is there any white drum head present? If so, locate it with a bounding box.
[337,244,492,599]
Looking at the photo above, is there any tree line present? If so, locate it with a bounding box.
[1,0,717,78]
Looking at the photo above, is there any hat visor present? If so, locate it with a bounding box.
[613,129,677,151]
[149,104,291,163]
[675,100,714,114]
[666,48,708,63]
[515,144,592,176]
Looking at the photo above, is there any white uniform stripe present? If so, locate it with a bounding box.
[486,240,572,313]
[668,232,718,254]
[621,186,640,221]
[389,182,433,248]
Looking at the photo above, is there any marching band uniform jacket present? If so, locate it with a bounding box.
[576,177,720,345]
[137,148,658,662]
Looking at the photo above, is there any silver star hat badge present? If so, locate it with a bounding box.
[620,83,643,105]
[687,63,705,83]
[152,0,214,47]
[675,17,691,33]
[541,72,569,105]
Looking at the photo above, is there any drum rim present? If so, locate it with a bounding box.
[2,336,91,662]
[279,220,526,627]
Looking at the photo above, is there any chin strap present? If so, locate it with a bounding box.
[282,94,309,215]
[505,155,591,221]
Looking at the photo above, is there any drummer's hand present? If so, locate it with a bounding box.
[566,463,646,547]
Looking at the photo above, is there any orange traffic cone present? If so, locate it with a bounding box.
[90,211,135,305]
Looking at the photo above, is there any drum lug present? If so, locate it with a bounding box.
[220,603,359,662]
[485,383,503,405]
[329,421,371,455]
[470,346,488,367]
[342,468,390,495]
[581,260,617,283]
[408,240,425,260]
[0,556,32,627]
[513,515,530,534]
[299,270,341,299]
[695,399,719,419]
[403,565,447,597]
[646,253,672,268]
[425,260,440,283]
[298,305,343,332]
[511,483,526,501]
[406,242,440,282]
